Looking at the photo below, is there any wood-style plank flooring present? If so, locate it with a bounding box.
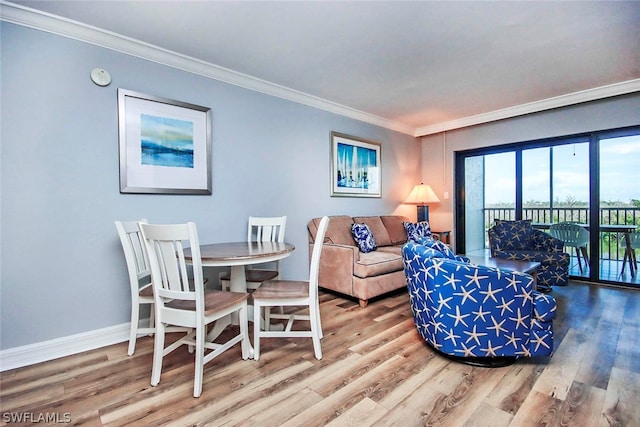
[1,282,639,426]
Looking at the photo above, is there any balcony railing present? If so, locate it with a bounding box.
[484,207,640,261]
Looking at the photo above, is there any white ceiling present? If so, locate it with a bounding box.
[7,1,640,136]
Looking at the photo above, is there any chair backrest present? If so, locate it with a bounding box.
[622,231,640,249]
[549,222,589,246]
[115,219,151,293]
[248,216,287,242]
[139,222,206,316]
[308,216,330,299]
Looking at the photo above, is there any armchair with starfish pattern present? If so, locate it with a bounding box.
[488,219,570,292]
[402,240,557,364]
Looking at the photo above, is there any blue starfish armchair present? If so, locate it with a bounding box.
[402,240,557,364]
[488,219,570,291]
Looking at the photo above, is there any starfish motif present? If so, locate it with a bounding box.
[473,305,490,322]
[520,253,534,262]
[508,307,530,330]
[454,342,477,357]
[442,273,460,290]
[429,317,444,333]
[480,282,502,303]
[531,331,551,352]
[431,259,447,276]
[505,275,521,291]
[446,306,470,327]
[487,315,508,337]
[436,293,453,311]
[443,328,461,347]
[465,269,489,288]
[481,340,503,357]
[516,344,532,357]
[497,296,515,316]
[454,286,478,305]
[504,332,521,349]
[463,324,488,346]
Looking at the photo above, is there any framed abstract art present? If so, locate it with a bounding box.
[118,89,212,194]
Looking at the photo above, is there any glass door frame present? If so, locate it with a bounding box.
[454,125,640,287]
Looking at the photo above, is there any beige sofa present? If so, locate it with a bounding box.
[307,215,412,307]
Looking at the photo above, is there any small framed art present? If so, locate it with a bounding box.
[118,89,212,194]
[330,132,381,197]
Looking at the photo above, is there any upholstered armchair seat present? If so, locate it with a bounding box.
[488,220,570,290]
[402,240,557,363]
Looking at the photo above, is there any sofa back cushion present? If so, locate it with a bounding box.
[353,216,392,246]
[380,215,409,244]
[308,215,356,246]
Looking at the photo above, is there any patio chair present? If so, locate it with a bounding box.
[549,222,590,273]
[621,231,640,276]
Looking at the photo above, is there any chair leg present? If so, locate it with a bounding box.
[128,302,140,356]
[150,322,165,387]
[580,247,589,267]
[316,300,323,340]
[193,324,205,398]
[309,302,323,360]
[253,301,262,361]
[239,303,250,360]
[576,247,584,273]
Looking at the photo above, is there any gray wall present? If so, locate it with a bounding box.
[421,92,640,251]
[0,23,421,350]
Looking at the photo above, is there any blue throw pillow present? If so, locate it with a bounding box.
[351,223,377,253]
[403,221,432,243]
[420,236,457,259]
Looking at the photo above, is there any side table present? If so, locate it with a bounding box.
[432,230,451,244]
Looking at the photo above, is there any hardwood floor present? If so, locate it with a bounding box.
[1,282,639,426]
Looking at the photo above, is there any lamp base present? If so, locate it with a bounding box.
[417,205,430,223]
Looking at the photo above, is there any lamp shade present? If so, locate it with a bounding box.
[405,184,440,205]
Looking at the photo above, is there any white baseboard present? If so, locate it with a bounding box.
[0,323,132,372]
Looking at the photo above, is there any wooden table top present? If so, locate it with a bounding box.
[185,241,295,264]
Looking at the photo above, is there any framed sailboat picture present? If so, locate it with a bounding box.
[118,89,212,194]
[330,132,381,198]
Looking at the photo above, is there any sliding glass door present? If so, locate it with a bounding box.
[598,134,640,282]
[455,126,640,287]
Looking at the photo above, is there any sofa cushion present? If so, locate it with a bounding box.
[314,215,356,246]
[351,223,377,253]
[353,250,404,278]
[380,215,409,244]
[403,221,432,243]
[353,216,392,247]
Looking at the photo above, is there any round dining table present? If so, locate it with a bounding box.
[184,241,295,349]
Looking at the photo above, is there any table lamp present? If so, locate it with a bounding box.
[405,183,440,222]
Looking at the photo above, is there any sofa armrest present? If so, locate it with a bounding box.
[314,243,359,295]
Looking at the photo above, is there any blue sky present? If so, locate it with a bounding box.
[484,135,639,205]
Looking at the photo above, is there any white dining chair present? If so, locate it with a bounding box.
[252,216,329,361]
[115,219,156,356]
[139,221,250,398]
[219,216,287,292]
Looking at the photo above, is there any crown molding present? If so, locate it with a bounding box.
[414,79,640,137]
[0,1,415,136]
[3,1,638,139]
